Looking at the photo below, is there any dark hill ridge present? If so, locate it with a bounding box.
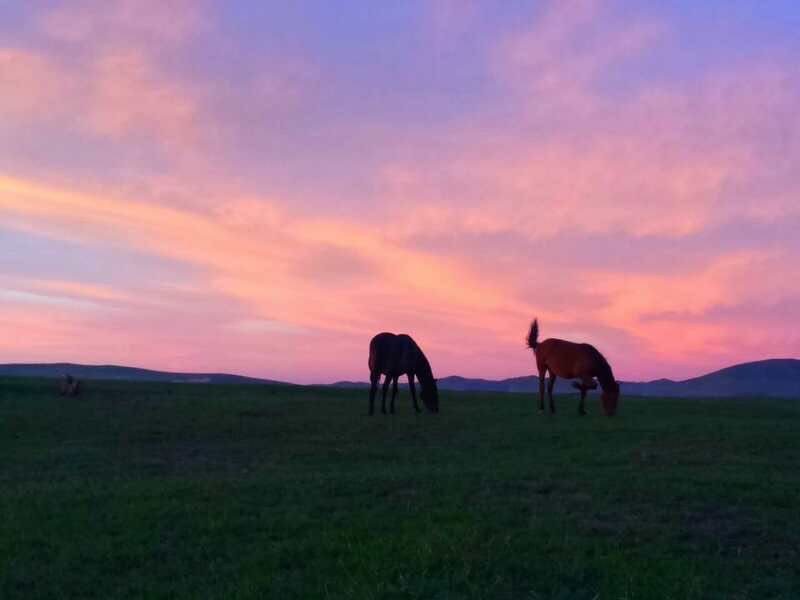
[335,359,800,398]
[0,363,283,385]
[1,359,798,397]
[623,358,800,398]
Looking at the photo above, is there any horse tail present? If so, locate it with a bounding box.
[526,319,539,350]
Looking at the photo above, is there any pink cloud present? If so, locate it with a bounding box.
[0,46,206,163]
[0,49,70,119]
[37,0,206,46]
[85,48,200,145]
[1,1,319,199]
[497,0,665,111]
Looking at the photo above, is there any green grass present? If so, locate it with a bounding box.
[1,377,798,599]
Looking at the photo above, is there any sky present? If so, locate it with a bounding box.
[1,0,799,383]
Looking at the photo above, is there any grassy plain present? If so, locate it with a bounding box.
[1,377,798,599]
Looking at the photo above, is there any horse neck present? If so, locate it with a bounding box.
[415,352,435,389]
[595,358,616,391]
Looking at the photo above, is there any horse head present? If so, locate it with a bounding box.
[420,378,439,413]
[601,381,620,416]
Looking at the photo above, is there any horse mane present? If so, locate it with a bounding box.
[526,319,539,350]
[587,345,617,390]
[415,346,435,387]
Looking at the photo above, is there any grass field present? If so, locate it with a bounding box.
[1,378,798,599]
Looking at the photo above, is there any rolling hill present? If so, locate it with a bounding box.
[335,359,800,398]
[0,363,284,385]
[1,359,798,397]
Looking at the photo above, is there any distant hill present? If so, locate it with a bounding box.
[0,363,285,385]
[621,359,800,398]
[2,359,798,397]
[335,359,800,398]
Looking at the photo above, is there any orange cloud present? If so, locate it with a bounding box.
[0,174,531,342]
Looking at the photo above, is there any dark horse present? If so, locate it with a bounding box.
[527,319,620,416]
[368,333,439,415]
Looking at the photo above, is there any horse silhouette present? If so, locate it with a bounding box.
[527,319,619,416]
[368,333,439,415]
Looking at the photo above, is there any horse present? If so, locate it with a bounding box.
[368,333,439,415]
[526,319,620,416]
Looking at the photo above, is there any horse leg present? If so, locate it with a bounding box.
[538,367,547,412]
[368,371,380,415]
[548,373,557,414]
[381,375,391,414]
[578,378,594,415]
[390,377,399,414]
[408,373,421,413]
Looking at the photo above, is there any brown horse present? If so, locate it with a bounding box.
[368,333,439,415]
[527,319,619,416]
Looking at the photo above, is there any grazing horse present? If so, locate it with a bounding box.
[526,319,620,416]
[368,333,439,415]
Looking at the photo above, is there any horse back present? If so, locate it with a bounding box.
[369,332,419,376]
[536,338,602,378]
[369,332,393,372]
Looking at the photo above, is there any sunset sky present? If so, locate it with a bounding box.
[1,1,799,383]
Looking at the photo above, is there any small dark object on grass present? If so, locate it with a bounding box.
[59,374,81,397]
